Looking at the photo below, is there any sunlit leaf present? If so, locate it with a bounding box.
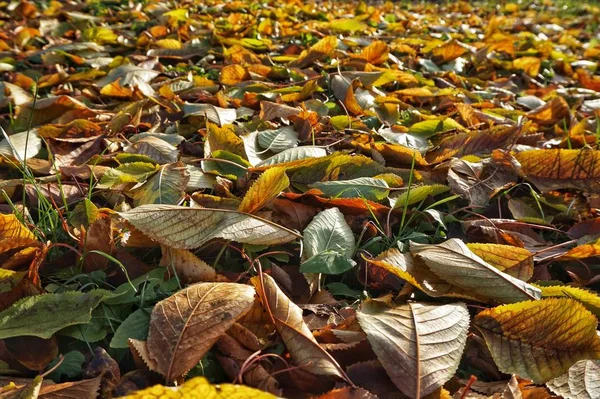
[310,177,390,201]
[466,243,533,281]
[119,377,276,399]
[411,239,541,303]
[474,298,600,383]
[119,204,301,248]
[515,149,600,193]
[238,167,289,214]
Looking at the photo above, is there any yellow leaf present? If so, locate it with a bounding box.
[513,56,541,76]
[431,40,468,64]
[82,27,118,45]
[525,97,570,126]
[534,284,600,317]
[474,298,600,383]
[562,239,600,259]
[205,123,247,158]
[238,167,290,214]
[0,214,35,241]
[220,64,250,86]
[155,38,182,49]
[467,243,533,281]
[119,376,276,398]
[359,41,389,65]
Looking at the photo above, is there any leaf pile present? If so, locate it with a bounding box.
[0,0,600,398]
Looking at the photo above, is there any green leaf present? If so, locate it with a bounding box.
[97,162,159,189]
[256,146,327,167]
[0,269,26,294]
[47,350,85,381]
[310,177,390,201]
[393,184,450,208]
[299,250,356,274]
[130,162,190,206]
[303,207,355,260]
[0,290,111,339]
[58,315,107,342]
[201,150,250,180]
[119,204,301,249]
[408,119,463,138]
[110,308,151,348]
[327,282,363,299]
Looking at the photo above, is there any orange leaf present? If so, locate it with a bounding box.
[515,149,600,193]
[526,97,569,126]
[219,64,250,86]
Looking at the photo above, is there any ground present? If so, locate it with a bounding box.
[0,0,599,398]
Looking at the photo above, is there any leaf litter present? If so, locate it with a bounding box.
[0,0,599,398]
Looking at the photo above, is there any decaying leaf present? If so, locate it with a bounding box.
[119,204,301,249]
[251,274,348,381]
[357,298,469,398]
[144,282,255,381]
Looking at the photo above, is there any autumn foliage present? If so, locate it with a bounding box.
[0,0,600,398]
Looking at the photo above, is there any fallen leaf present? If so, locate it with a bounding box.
[474,298,600,383]
[357,298,469,398]
[145,282,255,381]
[119,204,301,249]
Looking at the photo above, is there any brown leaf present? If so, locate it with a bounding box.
[4,336,57,371]
[159,246,226,283]
[250,274,349,381]
[215,334,281,395]
[145,282,256,381]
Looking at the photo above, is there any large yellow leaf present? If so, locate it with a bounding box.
[357,298,470,398]
[119,204,300,249]
[466,243,533,281]
[515,149,600,193]
[220,64,250,86]
[119,376,276,398]
[238,167,289,214]
[534,284,600,318]
[250,274,348,381]
[143,283,255,381]
[474,298,600,383]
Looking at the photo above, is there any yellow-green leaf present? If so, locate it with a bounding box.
[474,298,600,383]
[534,284,600,318]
